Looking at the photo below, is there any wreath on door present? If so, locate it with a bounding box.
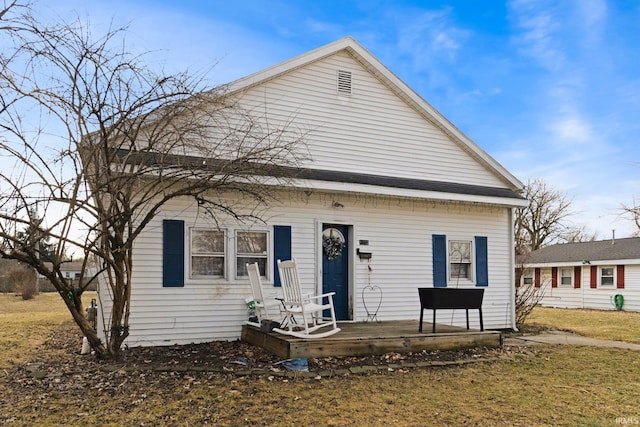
[322,228,345,260]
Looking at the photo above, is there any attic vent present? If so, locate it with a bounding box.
[337,70,352,95]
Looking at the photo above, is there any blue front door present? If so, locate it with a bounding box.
[322,224,350,320]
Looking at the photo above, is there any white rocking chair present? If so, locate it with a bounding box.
[272,259,341,339]
[245,262,282,328]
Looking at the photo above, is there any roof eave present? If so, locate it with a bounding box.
[275,178,527,208]
[524,259,640,267]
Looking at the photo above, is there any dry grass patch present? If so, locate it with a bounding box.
[180,348,639,426]
[527,306,640,343]
[3,295,640,425]
[3,346,639,426]
[0,292,95,368]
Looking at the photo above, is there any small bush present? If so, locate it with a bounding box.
[20,280,38,300]
[9,269,39,300]
[515,283,545,328]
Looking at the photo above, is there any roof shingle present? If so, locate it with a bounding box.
[524,237,640,264]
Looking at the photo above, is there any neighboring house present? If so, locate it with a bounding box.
[59,261,83,282]
[39,261,96,291]
[96,37,526,347]
[518,237,640,311]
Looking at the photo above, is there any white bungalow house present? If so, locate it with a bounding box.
[518,237,640,311]
[38,261,96,292]
[96,37,526,347]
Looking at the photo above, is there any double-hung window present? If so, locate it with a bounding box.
[449,240,472,280]
[560,268,573,286]
[600,266,614,286]
[522,269,533,286]
[236,231,268,279]
[190,229,225,278]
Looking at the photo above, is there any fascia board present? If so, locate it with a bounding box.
[270,177,528,208]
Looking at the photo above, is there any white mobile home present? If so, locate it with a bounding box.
[96,37,526,347]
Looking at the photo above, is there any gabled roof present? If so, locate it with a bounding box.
[225,36,523,193]
[524,237,640,265]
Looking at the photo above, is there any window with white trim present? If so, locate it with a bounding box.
[449,240,472,280]
[560,268,573,286]
[235,231,268,279]
[600,266,615,286]
[522,268,533,286]
[190,229,225,278]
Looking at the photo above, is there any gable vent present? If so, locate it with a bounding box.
[337,70,352,95]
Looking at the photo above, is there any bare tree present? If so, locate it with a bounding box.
[557,225,598,244]
[512,179,595,327]
[621,198,640,236]
[514,178,578,255]
[0,4,305,357]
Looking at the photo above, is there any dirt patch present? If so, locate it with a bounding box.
[15,321,515,376]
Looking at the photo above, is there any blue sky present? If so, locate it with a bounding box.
[45,0,640,238]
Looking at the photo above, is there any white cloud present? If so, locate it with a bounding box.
[508,0,566,70]
[396,8,468,62]
[302,19,345,37]
[577,0,607,27]
[431,30,461,54]
[549,116,592,142]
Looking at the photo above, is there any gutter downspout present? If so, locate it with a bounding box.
[509,207,518,332]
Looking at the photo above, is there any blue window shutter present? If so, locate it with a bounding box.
[475,236,488,287]
[273,225,292,287]
[432,234,447,287]
[163,220,184,287]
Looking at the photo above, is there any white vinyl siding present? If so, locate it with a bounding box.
[94,50,522,347]
[98,191,515,347]
[532,264,640,311]
[233,52,506,188]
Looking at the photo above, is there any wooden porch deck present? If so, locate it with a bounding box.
[241,320,502,359]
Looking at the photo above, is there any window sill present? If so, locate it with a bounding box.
[447,280,475,287]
